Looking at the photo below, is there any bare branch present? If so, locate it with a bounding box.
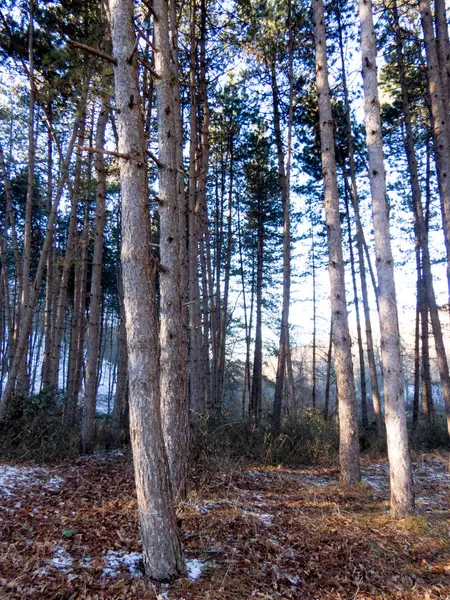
[68,40,117,65]
[75,144,129,160]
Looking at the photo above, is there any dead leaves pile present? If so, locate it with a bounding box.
[0,451,449,599]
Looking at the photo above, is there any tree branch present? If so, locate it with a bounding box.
[68,40,117,65]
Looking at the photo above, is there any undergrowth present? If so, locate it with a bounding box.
[191,408,339,468]
[0,391,79,461]
[409,414,450,451]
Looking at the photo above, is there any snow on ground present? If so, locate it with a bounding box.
[0,465,64,498]
[185,558,207,580]
[103,550,144,577]
[51,546,73,573]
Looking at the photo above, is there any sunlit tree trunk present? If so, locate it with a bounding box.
[359,0,414,518]
[154,0,190,500]
[313,0,360,486]
[336,8,383,434]
[108,0,185,580]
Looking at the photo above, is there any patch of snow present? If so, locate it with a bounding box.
[45,476,65,491]
[186,558,207,580]
[51,546,73,573]
[103,550,143,577]
[0,465,64,497]
[243,510,273,526]
[200,501,216,515]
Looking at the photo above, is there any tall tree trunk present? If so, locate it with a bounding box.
[48,104,87,392]
[412,243,421,425]
[336,9,383,434]
[1,115,81,412]
[359,0,414,517]
[394,0,450,434]
[271,12,293,429]
[311,231,317,409]
[82,96,110,453]
[216,143,233,415]
[187,0,202,414]
[108,0,185,580]
[419,0,450,309]
[154,0,189,501]
[41,118,55,390]
[250,211,263,425]
[17,0,37,395]
[435,0,450,110]
[420,280,434,419]
[0,142,23,357]
[324,320,333,421]
[344,185,368,426]
[313,0,360,486]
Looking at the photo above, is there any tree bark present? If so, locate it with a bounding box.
[154,0,189,501]
[336,8,383,435]
[313,0,360,486]
[108,0,185,580]
[359,0,414,517]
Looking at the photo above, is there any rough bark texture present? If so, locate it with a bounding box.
[153,0,189,500]
[359,0,414,518]
[313,0,360,486]
[336,8,383,436]
[109,0,185,580]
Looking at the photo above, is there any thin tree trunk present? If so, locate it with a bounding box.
[359,0,414,517]
[82,96,110,453]
[250,209,263,425]
[324,321,333,421]
[311,231,317,409]
[419,0,450,308]
[313,0,360,486]
[18,0,37,395]
[420,281,433,419]
[271,16,293,429]
[336,9,383,434]
[0,115,81,413]
[48,104,87,391]
[41,117,55,390]
[413,240,421,425]
[154,0,189,501]
[394,0,450,434]
[344,185,368,426]
[216,143,233,415]
[108,0,185,580]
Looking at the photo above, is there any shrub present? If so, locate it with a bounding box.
[0,391,79,461]
[191,408,339,469]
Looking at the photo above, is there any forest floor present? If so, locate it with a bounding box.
[0,451,449,599]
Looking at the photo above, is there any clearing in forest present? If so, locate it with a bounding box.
[0,452,449,599]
